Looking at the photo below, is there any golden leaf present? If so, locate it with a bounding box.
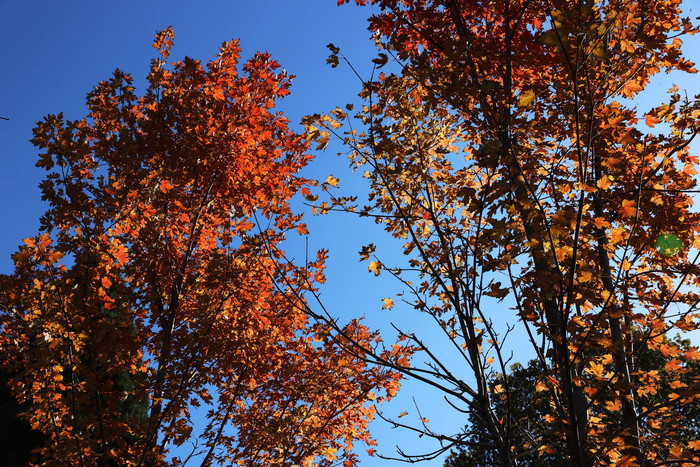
[517,89,536,109]
[326,175,339,187]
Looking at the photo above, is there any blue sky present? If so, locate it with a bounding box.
[0,0,378,272]
[2,1,700,465]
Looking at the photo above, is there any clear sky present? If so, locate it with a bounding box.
[2,1,700,465]
[0,0,379,272]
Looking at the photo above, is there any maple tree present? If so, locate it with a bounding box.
[0,28,402,466]
[303,0,700,465]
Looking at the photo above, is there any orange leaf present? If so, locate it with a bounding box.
[619,199,636,218]
[596,176,612,190]
[160,179,174,193]
[645,114,661,127]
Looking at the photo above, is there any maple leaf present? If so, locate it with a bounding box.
[372,53,388,68]
[621,80,644,97]
[159,179,174,193]
[620,199,637,218]
[596,176,612,190]
[358,243,376,261]
[610,227,627,244]
[326,175,340,187]
[316,131,330,150]
[484,281,508,300]
[368,261,382,276]
[111,241,129,266]
[212,88,225,101]
[645,114,661,127]
[592,217,610,229]
[517,89,536,110]
[605,399,622,412]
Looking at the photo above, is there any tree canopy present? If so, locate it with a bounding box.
[303,0,700,464]
[2,0,700,465]
[0,28,402,466]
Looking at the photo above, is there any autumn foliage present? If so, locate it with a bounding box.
[301,0,700,465]
[0,28,401,466]
[3,0,700,465]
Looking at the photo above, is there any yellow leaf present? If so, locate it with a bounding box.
[592,217,609,229]
[596,176,612,190]
[669,380,686,389]
[368,261,382,276]
[588,362,604,378]
[605,399,621,412]
[622,40,639,53]
[316,131,329,150]
[398,411,408,418]
[571,315,585,327]
[517,89,536,109]
[610,227,626,244]
[381,298,394,310]
[621,80,644,97]
[326,175,339,187]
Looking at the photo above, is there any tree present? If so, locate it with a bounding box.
[0,28,402,466]
[304,0,700,464]
[444,360,568,467]
[0,369,46,466]
[0,254,148,466]
[445,335,700,466]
